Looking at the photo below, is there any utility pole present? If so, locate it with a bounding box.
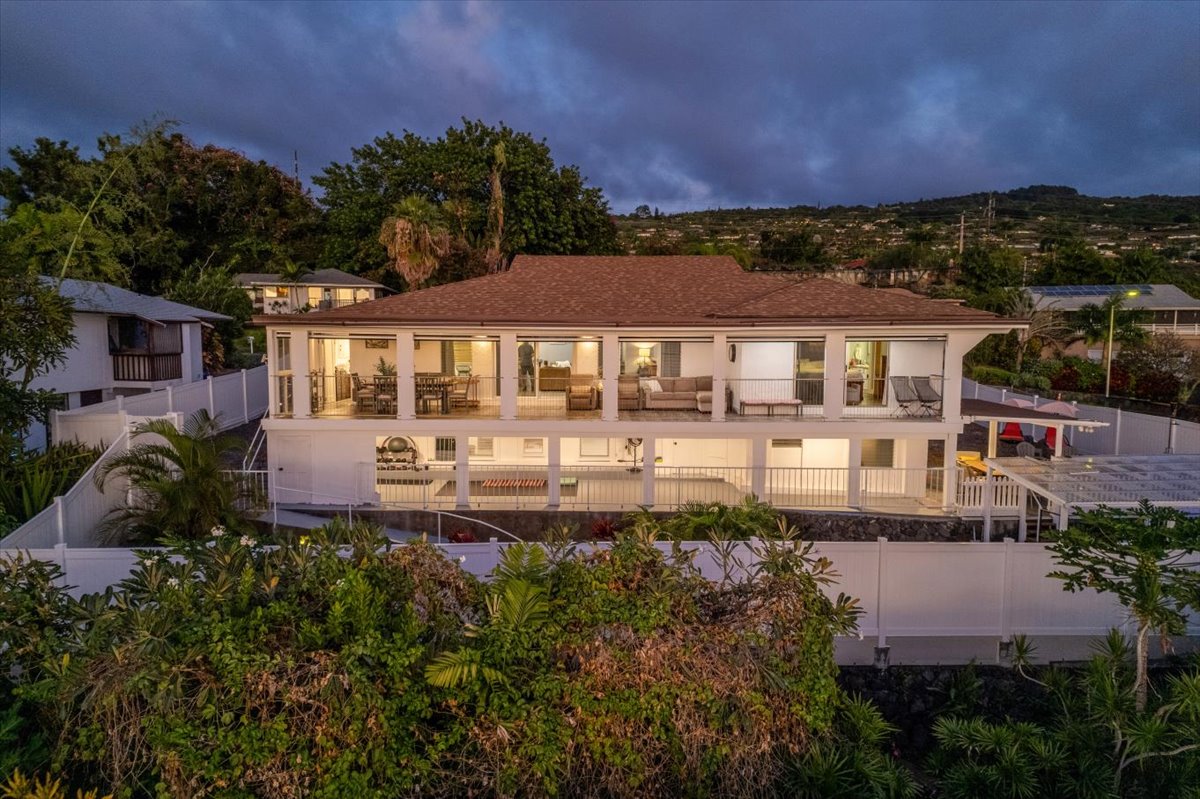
[984,194,995,238]
[958,212,965,255]
[293,150,300,183]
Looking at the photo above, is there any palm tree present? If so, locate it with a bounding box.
[1072,295,1148,370]
[1006,291,1069,373]
[94,410,250,544]
[267,255,311,312]
[379,195,451,289]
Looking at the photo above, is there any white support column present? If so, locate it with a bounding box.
[207,375,215,414]
[455,435,470,509]
[642,437,656,506]
[1057,502,1070,531]
[499,333,518,420]
[166,385,175,413]
[396,331,416,420]
[601,334,619,422]
[266,332,278,416]
[986,420,998,458]
[547,435,561,508]
[1017,486,1028,542]
[823,332,846,419]
[982,464,994,541]
[941,433,957,511]
[1114,409,1122,455]
[711,333,727,422]
[874,536,889,667]
[941,335,972,419]
[847,438,862,508]
[750,437,767,499]
[1053,424,1063,458]
[292,330,311,418]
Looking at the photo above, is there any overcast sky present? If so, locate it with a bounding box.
[1,0,1197,212]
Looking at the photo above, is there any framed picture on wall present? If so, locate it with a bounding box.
[523,438,544,455]
[364,339,390,349]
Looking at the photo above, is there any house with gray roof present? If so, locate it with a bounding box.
[28,278,230,443]
[234,268,390,315]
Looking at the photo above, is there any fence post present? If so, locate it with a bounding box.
[1114,408,1122,455]
[1168,417,1178,454]
[54,496,65,548]
[1000,389,1006,404]
[241,369,249,423]
[207,375,215,415]
[166,385,174,413]
[54,542,68,586]
[998,537,1015,662]
[873,537,889,669]
[116,395,124,412]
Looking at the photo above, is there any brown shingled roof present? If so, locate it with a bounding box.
[260,255,1007,328]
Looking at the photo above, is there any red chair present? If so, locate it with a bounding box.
[998,422,1025,443]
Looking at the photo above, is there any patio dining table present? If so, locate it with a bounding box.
[416,374,456,414]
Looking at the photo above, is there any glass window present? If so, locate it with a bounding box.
[523,438,544,456]
[579,438,610,458]
[469,437,494,458]
[274,334,292,371]
[861,439,894,468]
[435,437,456,462]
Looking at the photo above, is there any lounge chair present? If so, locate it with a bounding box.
[617,375,641,410]
[567,374,598,411]
[911,376,942,416]
[890,376,921,417]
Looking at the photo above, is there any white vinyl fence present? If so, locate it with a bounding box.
[963,378,1200,455]
[53,366,268,449]
[8,539,1196,655]
[2,368,269,550]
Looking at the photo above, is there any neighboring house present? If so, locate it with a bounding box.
[235,268,389,315]
[24,277,230,449]
[257,256,1025,516]
[1026,284,1200,359]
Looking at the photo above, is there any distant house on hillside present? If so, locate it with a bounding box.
[235,269,390,315]
[1025,283,1200,359]
[25,278,229,449]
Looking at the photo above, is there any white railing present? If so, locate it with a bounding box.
[0,431,131,549]
[763,466,848,508]
[10,539,1195,664]
[54,366,268,448]
[376,466,458,509]
[861,466,944,508]
[956,470,1023,515]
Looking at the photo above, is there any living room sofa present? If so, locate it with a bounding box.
[642,376,716,411]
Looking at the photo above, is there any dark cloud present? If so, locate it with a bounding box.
[1,0,1197,212]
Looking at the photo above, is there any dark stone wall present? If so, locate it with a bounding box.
[295,507,972,542]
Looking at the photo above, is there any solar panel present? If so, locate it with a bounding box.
[1028,285,1154,298]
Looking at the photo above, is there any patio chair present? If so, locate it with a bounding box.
[889,376,921,416]
[1015,441,1037,458]
[416,375,447,414]
[449,375,480,410]
[374,376,396,415]
[351,373,376,413]
[911,376,942,416]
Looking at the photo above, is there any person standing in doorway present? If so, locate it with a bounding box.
[518,340,535,393]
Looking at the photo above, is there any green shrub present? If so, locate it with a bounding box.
[970,365,1017,386]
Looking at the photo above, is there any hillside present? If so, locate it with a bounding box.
[617,186,1200,289]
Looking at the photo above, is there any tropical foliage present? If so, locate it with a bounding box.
[1048,502,1200,712]
[0,442,102,535]
[1,516,861,797]
[93,410,252,544]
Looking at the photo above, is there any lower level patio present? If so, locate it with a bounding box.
[374,464,951,515]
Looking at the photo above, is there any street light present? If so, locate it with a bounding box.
[1105,289,1140,397]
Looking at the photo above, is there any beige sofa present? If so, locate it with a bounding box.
[642,376,715,411]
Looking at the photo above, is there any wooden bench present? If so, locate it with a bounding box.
[738,399,802,416]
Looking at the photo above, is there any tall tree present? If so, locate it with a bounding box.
[1048,503,1199,712]
[957,244,1022,296]
[378,195,452,289]
[1006,290,1069,373]
[316,119,619,289]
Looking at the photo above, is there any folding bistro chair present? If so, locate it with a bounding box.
[889,376,921,417]
[911,376,943,417]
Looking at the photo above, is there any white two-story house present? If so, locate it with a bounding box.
[236,268,390,315]
[258,256,1022,515]
[25,277,229,449]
